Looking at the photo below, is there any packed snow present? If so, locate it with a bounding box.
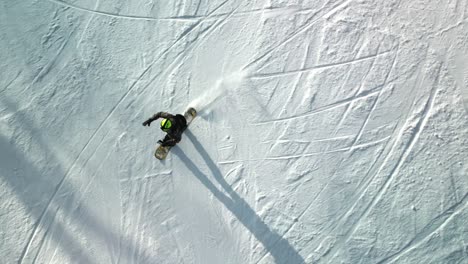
[1,0,468,263]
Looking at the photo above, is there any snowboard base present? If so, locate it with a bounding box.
[154,145,170,160]
[154,107,197,160]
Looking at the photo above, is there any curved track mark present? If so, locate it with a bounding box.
[254,86,382,125]
[49,0,317,23]
[242,0,354,72]
[265,136,390,160]
[249,50,392,80]
[47,0,198,22]
[220,135,389,164]
[0,70,22,94]
[120,171,172,182]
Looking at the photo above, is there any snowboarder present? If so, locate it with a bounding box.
[142,111,188,147]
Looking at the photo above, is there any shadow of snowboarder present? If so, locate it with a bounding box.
[173,130,305,264]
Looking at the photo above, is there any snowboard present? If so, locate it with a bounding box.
[154,107,197,160]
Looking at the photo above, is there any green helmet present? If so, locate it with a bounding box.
[160,118,172,131]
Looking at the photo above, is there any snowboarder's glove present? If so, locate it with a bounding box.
[142,119,153,127]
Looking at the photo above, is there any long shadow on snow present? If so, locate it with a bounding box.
[0,97,157,264]
[173,130,305,264]
[0,134,98,264]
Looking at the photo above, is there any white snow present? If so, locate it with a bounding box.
[1,0,468,263]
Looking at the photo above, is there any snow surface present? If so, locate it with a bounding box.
[1,0,468,263]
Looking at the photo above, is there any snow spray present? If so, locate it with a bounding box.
[188,70,247,116]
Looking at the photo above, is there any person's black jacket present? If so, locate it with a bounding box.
[143,112,187,146]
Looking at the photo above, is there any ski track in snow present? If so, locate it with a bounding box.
[1,0,468,263]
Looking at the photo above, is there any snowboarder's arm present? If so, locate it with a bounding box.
[154,112,174,119]
[150,111,174,121]
[142,112,174,126]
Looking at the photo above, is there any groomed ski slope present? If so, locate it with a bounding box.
[1,0,468,263]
